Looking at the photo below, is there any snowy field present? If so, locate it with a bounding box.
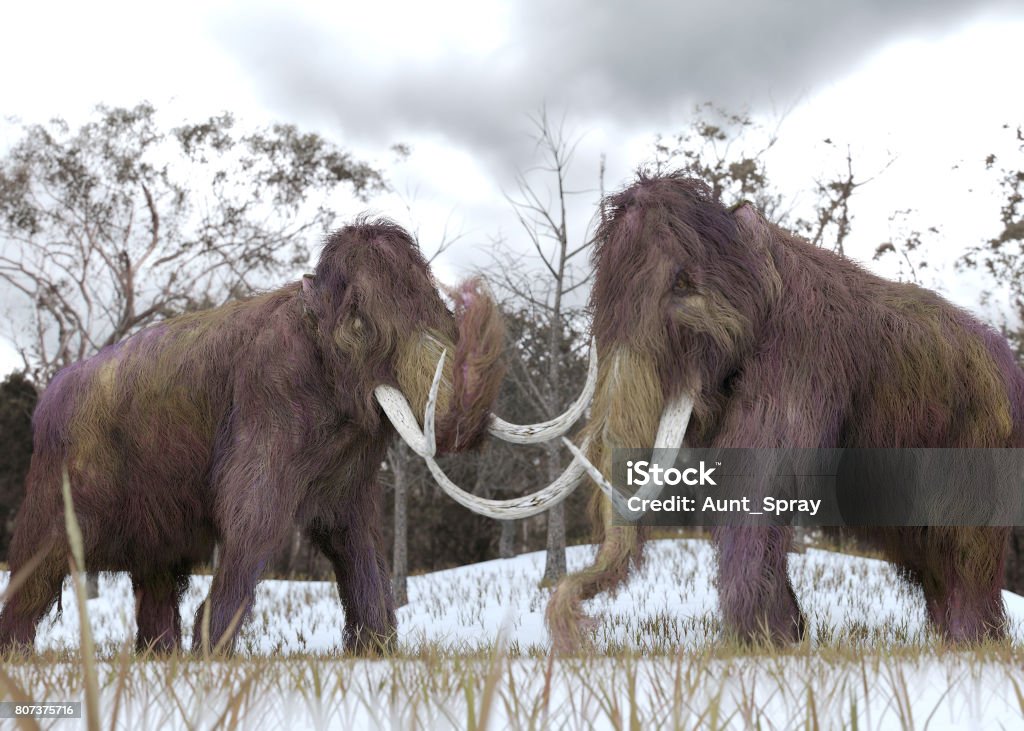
[11,538,1024,654]
[2,538,1024,729]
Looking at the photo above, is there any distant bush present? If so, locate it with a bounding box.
[0,371,37,560]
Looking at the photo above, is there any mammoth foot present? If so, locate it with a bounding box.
[135,629,181,655]
[344,627,398,656]
[926,589,1008,644]
[0,625,36,656]
[719,579,807,646]
[722,608,807,647]
[715,526,806,646]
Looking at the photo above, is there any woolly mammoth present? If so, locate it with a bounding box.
[543,172,1022,650]
[0,218,587,654]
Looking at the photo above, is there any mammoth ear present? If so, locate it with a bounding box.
[731,201,770,246]
[731,201,782,302]
[301,274,317,320]
[730,200,759,224]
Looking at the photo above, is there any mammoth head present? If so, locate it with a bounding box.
[300,219,506,453]
[591,172,782,408]
[299,219,601,520]
[300,220,605,520]
[561,173,785,516]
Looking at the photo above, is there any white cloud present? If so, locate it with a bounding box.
[2,1,1023,377]
[0,338,21,377]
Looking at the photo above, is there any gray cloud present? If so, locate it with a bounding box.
[207,0,1023,283]
[213,0,1018,168]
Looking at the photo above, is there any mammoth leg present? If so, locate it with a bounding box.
[894,527,1008,642]
[190,490,296,653]
[0,536,67,651]
[308,496,396,655]
[133,568,190,653]
[714,525,806,644]
[190,416,309,654]
[190,540,277,654]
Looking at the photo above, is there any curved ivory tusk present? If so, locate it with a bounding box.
[651,391,695,466]
[423,442,589,519]
[561,391,696,522]
[374,351,447,458]
[488,339,599,444]
[422,349,446,456]
[377,351,589,518]
[559,437,639,520]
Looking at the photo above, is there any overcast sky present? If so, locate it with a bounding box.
[2,0,1023,376]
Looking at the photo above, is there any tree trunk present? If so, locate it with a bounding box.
[391,446,409,607]
[542,503,567,585]
[541,442,567,584]
[498,520,516,559]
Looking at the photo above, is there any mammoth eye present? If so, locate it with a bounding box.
[672,270,694,294]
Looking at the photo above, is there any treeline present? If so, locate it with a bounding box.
[0,101,1022,594]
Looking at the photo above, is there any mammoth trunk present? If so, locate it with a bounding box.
[395,277,506,454]
[546,347,664,651]
[581,346,665,540]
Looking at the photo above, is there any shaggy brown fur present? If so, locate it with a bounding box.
[548,172,1021,651]
[0,219,506,654]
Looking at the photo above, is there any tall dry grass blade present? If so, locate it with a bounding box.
[106,635,134,731]
[162,666,195,729]
[209,673,256,731]
[539,649,555,730]
[0,664,42,731]
[1011,676,1024,716]
[60,466,101,731]
[884,661,914,731]
[859,657,873,730]
[624,659,641,731]
[922,669,962,730]
[0,538,55,606]
[474,640,505,731]
[806,685,819,731]
[200,597,213,658]
[212,602,249,656]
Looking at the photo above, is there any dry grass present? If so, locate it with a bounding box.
[1,535,1022,729]
[1,644,1023,730]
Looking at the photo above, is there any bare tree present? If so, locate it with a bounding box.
[490,109,598,584]
[960,125,1024,356]
[873,124,1023,350]
[387,442,412,606]
[0,102,387,594]
[873,208,940,285]
[653,102,786,222]
[653,103,891,253]
[0,102,386,382]
[385,211,462,604]
[798,140,895,256]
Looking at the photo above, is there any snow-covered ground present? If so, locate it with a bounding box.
[3,539,1024,729]
[6,538,1023,654]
